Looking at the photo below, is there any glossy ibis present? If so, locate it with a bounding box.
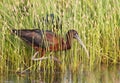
[11,29,89,62]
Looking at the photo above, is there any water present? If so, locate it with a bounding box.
[0,65,120,83]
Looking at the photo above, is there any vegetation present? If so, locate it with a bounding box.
[0,0,120,73]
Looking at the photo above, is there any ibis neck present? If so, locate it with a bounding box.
[66,35,73,49]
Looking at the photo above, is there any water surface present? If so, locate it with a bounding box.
[0,65,120,83]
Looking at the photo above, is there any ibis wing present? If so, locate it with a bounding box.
[21,31,44,48]
[13,29,59,49]
[14,29,45,48]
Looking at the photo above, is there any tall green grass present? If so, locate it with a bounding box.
[0,0,120,73]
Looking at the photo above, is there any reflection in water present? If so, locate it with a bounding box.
[0,65,120,83]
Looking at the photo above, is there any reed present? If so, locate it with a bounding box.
[0,0,120,73]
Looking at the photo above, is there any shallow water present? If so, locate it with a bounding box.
[0,65,120,83]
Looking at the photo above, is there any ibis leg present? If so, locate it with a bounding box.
[31,51,61,63]
[31,51,48,61]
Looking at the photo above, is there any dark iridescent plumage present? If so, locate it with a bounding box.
[12,29,89,61]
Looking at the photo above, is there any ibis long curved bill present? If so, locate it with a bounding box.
[74,34,89,58]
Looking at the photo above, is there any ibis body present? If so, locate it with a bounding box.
[12,29,89,61]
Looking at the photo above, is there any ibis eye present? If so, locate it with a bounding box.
[74,32,78,35]
[14,31,17,34]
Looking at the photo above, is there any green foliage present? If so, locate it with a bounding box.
[0,0,120,73]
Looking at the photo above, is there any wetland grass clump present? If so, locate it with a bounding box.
[0,0,120,73]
